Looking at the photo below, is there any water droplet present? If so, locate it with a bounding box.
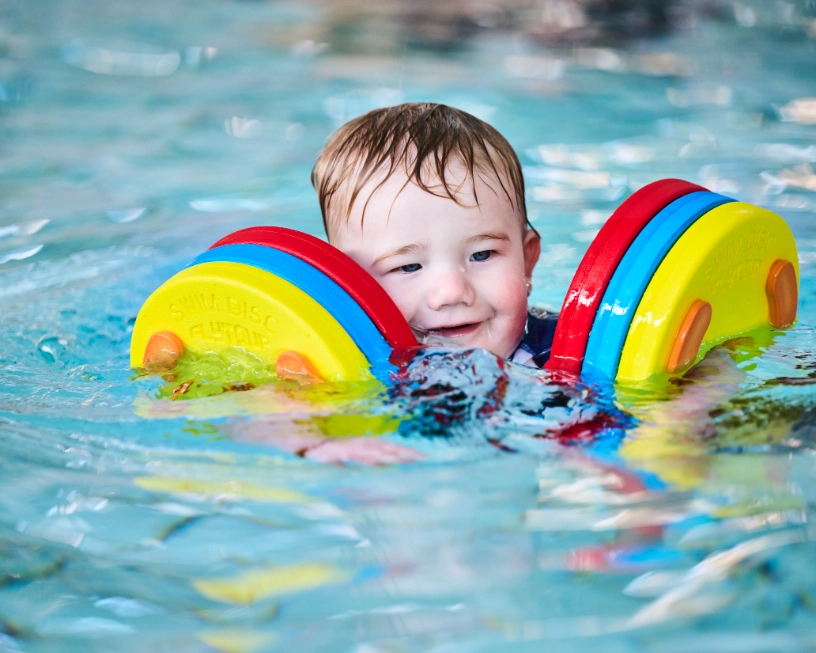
[107,208,146,224]
[37,336,68,364]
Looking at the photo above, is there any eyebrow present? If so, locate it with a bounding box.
[373,242,425,265]
[469,231,511,243]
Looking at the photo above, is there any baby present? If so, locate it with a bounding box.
[278,102,558,383]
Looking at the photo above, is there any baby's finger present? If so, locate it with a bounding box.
[306,438,424,465]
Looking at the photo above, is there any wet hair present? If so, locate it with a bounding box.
[312,102,527,240]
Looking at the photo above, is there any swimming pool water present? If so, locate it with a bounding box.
[2,1,816,650]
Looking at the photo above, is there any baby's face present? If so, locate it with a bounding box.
[332,164,540,358]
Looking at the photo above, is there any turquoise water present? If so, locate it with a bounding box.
[2,1,816,650]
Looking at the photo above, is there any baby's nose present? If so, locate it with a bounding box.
[426,266,475,310]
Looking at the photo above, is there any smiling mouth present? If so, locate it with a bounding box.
[421,322,481,339]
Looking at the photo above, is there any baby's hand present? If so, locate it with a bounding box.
[305,438,425,465]
[276,350,324,385]
[225,419,424,466]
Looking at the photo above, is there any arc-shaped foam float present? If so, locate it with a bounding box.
[616,202,799,382]
[130,261,372,382]
[131,228,418,383]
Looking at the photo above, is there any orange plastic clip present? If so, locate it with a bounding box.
[667,299,712,374]
[143,331,184,371]
[766,259,797,328]
[276,350,324,385]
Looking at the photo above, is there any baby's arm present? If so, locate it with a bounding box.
[234,350,425,464]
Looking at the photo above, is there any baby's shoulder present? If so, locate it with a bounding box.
[511,307,559,368]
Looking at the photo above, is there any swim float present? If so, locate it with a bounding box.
[130,227,416,384]
[546,180,799,382]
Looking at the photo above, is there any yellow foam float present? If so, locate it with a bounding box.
[131,261,370,383]
[618,202,799,382]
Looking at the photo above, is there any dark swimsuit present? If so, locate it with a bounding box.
[510,307,559,368]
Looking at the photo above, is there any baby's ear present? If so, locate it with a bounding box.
[522,228,541,279]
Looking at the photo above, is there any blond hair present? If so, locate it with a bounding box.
[312,103,527,240]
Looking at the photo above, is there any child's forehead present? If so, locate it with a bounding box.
[367,151,506,183]
[329,166,522,244]
[358,158,513,206]
[325,147,525,244]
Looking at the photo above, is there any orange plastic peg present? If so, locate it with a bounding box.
[667,299,712,374]
[766,259,798,328]
[143,331,185,371]
[276,350,324,385]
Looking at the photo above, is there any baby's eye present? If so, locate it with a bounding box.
[470,250,494,262]
[394,263,422,274]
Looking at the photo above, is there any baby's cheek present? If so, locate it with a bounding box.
[377,276,418,323]
[498,275,529,315]
[486,280,528,357]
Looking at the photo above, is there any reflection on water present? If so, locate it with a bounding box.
[2,0,816,650]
